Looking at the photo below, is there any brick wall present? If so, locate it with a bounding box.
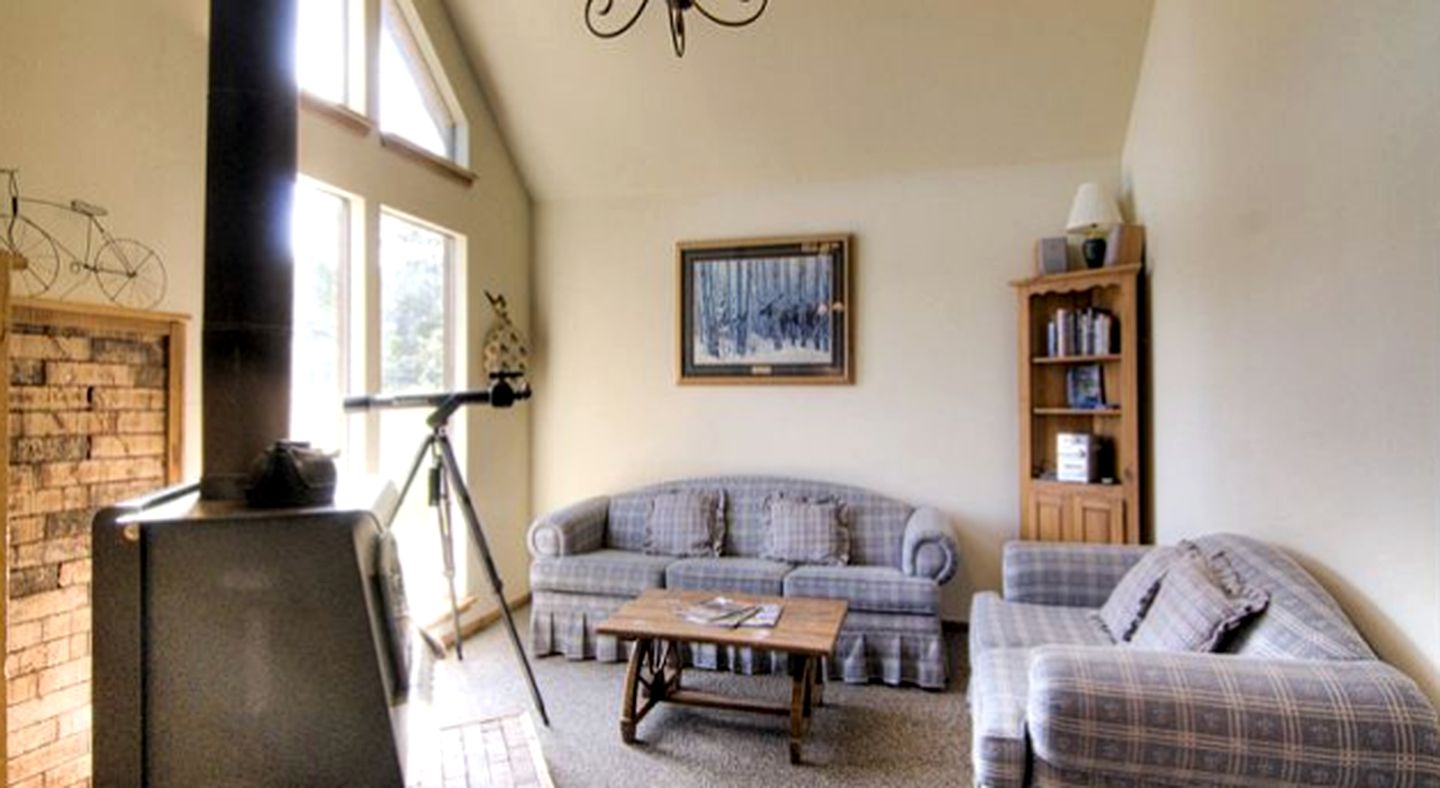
[7,320,173,788]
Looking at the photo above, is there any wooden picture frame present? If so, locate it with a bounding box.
[677,234,853,385]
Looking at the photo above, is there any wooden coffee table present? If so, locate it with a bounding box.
[596,589,847,764]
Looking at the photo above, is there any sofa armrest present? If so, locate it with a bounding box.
[1027,645,1440,785]
[526,496,609,558]
[901,507,959,584]
[1002,541,1151,608]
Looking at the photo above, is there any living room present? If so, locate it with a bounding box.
[0,0,1437,785]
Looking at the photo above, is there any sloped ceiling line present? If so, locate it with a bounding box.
[444,0,1154,202]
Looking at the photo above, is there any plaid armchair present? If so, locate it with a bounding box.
[968,536,1440,787]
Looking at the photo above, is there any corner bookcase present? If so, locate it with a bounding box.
[1012,264,1142,544]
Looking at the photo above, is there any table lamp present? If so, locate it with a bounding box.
[1066,183,1122,269]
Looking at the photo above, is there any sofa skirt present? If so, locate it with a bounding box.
[529,591,947,689]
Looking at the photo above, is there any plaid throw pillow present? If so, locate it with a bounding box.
[761,496,849,566]
[642,490,725,557]
[1130,550,1269,652]
[1097,544,1183,641]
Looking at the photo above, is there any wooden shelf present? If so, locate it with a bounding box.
[1014,263,1142,545]
[1030,478,1124,493]
[1032,354,1121,365]
[1010,263,1143,289]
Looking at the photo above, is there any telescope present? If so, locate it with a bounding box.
[342,369,549,726]
[344,371,529,420]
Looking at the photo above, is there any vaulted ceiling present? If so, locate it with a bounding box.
[445,0,1153,201]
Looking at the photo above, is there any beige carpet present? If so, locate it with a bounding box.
[429,606,973,787]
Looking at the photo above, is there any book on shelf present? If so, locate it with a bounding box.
[1044,307,1117,358]
[1065,364,1105,409]
[679,596,763,628]
[1056,432,1100,483]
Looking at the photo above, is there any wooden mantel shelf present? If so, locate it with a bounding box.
[1010,263,1143,291]
[11,297,192,325]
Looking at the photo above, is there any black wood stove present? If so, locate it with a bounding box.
[92,1,431,784]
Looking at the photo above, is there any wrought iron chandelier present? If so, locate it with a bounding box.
[585,0,769,58]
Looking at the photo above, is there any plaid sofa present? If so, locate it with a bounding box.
[968,535,1440,787]
[526,476,959,688]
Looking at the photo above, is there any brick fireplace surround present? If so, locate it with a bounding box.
[5,300,184,787]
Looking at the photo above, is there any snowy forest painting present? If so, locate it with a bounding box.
[679,235,851,384]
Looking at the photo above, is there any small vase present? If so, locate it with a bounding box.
[1082,237,1107,269]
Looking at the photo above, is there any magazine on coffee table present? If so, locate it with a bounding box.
[679,597,757,627]
[736,603,783,628]
[678,597,784,628]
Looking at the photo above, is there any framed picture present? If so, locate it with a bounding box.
[678,234,852,384]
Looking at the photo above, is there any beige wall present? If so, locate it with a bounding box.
[0,0,534,608]
[532,158,1121,618]
[299,0,535,610]
[0,0,209,481]
[1123,0,1440,701]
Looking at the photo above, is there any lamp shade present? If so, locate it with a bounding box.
[1065,182,1122,233]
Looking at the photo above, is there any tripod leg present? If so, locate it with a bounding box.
[391,435,433,528]
[432,465,466,661]
[436,435,551,727]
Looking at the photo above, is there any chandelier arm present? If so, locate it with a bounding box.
[688,0,768,28]
[668,0,686,57]
[585,0,652,39]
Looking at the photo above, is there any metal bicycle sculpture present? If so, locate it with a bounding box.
[1,168,167,309]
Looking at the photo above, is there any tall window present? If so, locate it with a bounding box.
[379,212,451,395]
[379,0,461,160]
[297,0,362,108]
[378,209,463,621]
[289,179,354,456]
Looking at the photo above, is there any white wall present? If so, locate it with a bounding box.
[1123,0,1440,701]
[533,158,1121,618]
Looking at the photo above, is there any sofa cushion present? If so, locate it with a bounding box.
[642,490,724,557]
[607,477,913,566]
[1097,544,1182,641]
[1130,550,1269,652]
[761,496,850,565]
[665,557,792,596]
[969,647,1031,788]
[1193,534,1375,661]
[530,550,674,597]
[783,565,937,615]
[969,591,1112,658]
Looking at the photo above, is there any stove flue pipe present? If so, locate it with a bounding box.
[200,0,297,499]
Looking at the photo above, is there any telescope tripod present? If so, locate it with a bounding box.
[391,398,550,726]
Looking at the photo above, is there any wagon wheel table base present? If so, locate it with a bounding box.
[596,589,848,765]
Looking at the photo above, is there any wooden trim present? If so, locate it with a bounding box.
[1032,354,1121,365]
[11,298,190,484]
[1010,263,1143,290]
[1,237,11,781]
[166,320,186,484]
[11,297,191,328]
[300,92,373,135]
[675,233,854,386]
[422,594,478,632]
[379,133,476,185]
[427,592,531,649]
